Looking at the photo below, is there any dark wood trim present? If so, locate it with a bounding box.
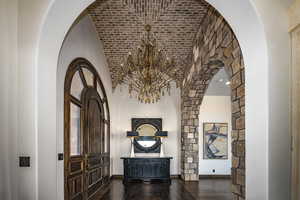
[199,175,231,179]
[111,175,124,179]
[78,68,88,88]
[170,175,181,179]
[70,95,82,107]
[93,74,97,89]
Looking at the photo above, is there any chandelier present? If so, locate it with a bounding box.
[116,24,179,104]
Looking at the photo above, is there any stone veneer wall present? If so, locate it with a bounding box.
[181,8,246,200]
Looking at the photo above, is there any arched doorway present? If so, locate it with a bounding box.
[181,7,245,199]
[36,0,272,199]
[64,58,110,200]
[199,68,232,175]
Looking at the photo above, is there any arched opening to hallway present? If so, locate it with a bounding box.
[39,0,274,199]
[57,3,245,198]
[198,69,232,178]
[186,68,234,199]
[181,7,245,199]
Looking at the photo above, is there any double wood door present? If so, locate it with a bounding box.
[64,58,110,200]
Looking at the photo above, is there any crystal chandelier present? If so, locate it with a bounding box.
[116,24,179,104]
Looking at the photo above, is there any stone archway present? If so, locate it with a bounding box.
[181,7,245,199]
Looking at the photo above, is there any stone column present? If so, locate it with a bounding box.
[181,90,200,181]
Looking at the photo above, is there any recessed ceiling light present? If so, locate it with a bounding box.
[218,79,223,82]
[225,81,231,85]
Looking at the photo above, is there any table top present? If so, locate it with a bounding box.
[121,156,173,159]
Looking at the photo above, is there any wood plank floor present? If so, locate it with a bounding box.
[100,178,232,200]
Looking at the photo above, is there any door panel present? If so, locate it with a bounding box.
[83,89,106,199]
[64,58,110,200]
[67,156,84,200]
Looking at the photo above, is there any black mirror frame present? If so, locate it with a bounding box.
[132,118,162,153]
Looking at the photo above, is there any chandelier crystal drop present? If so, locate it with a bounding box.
[115,24,179,104]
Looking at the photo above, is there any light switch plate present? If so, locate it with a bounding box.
[19,156,30,167]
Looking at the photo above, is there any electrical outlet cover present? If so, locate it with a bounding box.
[58,153,64,161]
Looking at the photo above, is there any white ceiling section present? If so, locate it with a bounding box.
[205,68,230,96]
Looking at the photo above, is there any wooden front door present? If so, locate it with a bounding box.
[82,88,110,199]
[64,58,110,200]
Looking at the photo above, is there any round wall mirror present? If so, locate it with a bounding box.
[137,124,157,136]
[136,124,157,148]
[134,123,161,153]
[132,118,162,153]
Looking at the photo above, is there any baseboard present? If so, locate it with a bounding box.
[111,175,231,180]
[111,175,123,179]
[170,175,181,179]
[199,175,231,179]
[111,174,181,179]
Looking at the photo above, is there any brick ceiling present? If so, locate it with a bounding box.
[88,0,209,88]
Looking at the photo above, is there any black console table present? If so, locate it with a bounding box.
[121,157,172,184]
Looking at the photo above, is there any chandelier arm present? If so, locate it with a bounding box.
[130,78,144,89]
[156,75,173,88]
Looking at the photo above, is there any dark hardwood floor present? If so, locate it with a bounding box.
[100,178,232,200]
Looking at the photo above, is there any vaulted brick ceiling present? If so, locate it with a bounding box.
[88,0,209,88]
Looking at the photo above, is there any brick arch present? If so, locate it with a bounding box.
[181,7,245,199]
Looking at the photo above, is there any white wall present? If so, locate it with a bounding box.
[199,96,232,175]
[110,84,181,175]
[17,0,54,199]
[57,15,113,200]
[249,1,291,199]
[0,0,18,199]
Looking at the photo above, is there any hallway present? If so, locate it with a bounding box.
[0,0,294,200]
[101,178,232,200]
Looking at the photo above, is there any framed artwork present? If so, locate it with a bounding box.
[203,123,228,159]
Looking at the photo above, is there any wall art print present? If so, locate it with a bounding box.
[203,123,228,159]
